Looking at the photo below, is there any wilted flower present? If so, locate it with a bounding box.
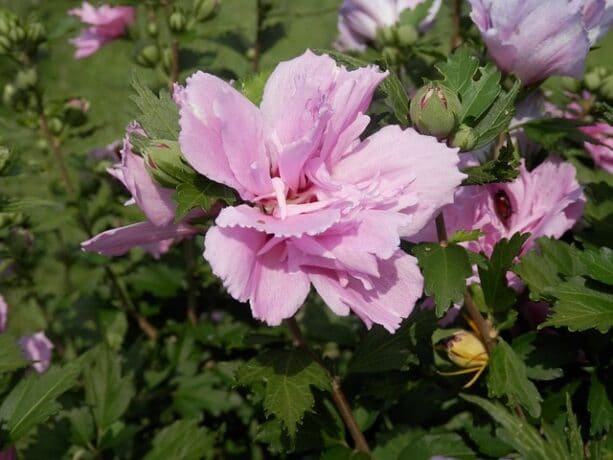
[176,50,465,331]
[468,0,613,85]
[19,332,53,374]
[69,2,135,59]
[335,0,442,51]
[81,123,199,258]
[415,158,585,256]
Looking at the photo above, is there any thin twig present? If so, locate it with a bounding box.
[252,0,263,72]
[286,318,370,454]
[184,239,198,325]
[450,0,462,51]
[169,39,180,88]
[435,213,448,245]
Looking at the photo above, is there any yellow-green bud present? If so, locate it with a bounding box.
[376,26,396,46]
[0,15,11,35]
[161,46,173,72]
[559,77,581,93]
[193,0,218,21]
[446,330,488,368]
[396,24,417,47]
[136,44,160,67]
[26,21,45,43]
[450,124,478,151]
[15,68,37,90]
[245,47,257,61]
[410,84,462,139]
[2,83,16,107]
[381,46,399,64]
[8,25,25,43]
[146,21,158,37]
[584,67,607,91]
[48,117,63,135]
[168,9,186,33]
[600,74,613,101]
[0,35,10,54]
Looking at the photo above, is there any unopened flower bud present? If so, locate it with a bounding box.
[584,67,607,91]
[26,21,45,43]
[161,46,173,72]
[2,83,16,107]
[15,68,37,90]
[450,124,478,151]
[410,84,462,139]
[193,0,218,21]
[48,117,63,135]
[446,330,488,368]
[136,44,160,67]
[168,9,186,33]
[0,35,10,54]
[381,46,399,64]
[0,14,11,35]
[376,26,396,46]
[600,74,613,101]
[245,47,257,61]
[146,21,158,37]
[64,97,90,126]
[396,24,417,47]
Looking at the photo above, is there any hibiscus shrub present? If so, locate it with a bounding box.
[0,0,612,459]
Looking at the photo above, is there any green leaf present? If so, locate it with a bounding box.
[565,394,583,459]
[435,46,480,95]
[398,0,433,28]
[523,118,594,150]
[448,229,484,244]
[66,407,95,446]
[398,432,476,460]
[462,394,549,460]
[580,247,613,285]
[473,79,521,148]
[314,49,409,125]
[0,363,80,442]
[589,374,613,435]
[478,233,530,314]
[0,197,60,213]
[461,141,520,185]
[459,63,501,120]
[84,345,134,437]
[511,332,568,381]
[143,419,215,460]
[412,243,473,317]
[240,68,273,105]
[487,338,542,417]
[141,139,200,189]
[0,335,29,374]
[347,322,415,374]
[130,74,179,140]
[236,348,331,436]
[541,279,613,333]
[174,176,236,221]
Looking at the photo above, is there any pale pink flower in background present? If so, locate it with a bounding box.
[69,2,135,59]
[177,50,465,332]
[81,123,199,258]
[414,159,585,256]
[468,0,613,85]
[335,0,442,51]
[0,294,7,332]
[19,332,53,374]
[581,122,613,172]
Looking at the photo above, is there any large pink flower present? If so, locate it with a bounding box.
[177,51,465,331]
[415,159,585,256]
[69,2,135,59]
[81,124,199,258]
[468,0,613,85]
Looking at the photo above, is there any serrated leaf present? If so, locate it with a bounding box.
[130,75,179,140]
[143,419,214,460]
[84,345,134,437]
[487,338,542,417]
[511,332,567,381]
[566,394,583,459]
[0,335,29,374]
[478,233,530,314]
[347,322,415,374]
[412,243,472,317]
[473,79,521,149]
[460,63,501,120]
[1,197,60,213]
[398,432,475,460]
[588,374,613,435]
[541,279,613,333]
[236,349,330,436]
[435,46,479,95]
[174,177,235,221]
[580,247,613,285]
[461,141,520,185]
[240,68,273,105]
[314,49,409,125]
[0,363,80,442]
[462,394,549,460]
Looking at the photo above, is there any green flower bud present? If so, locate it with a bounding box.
[559,77,581,93]
[15,68,37,90]
[193,0,218,21]
[396,24,417,47]
[136,44,160,67]
[146,21,158,37]
[26,21,45,43]
[410,84,462,139]
[450,124,478,151]
[48,117,63,135]
[381,46,399,64]
[376,26,396,46]
[2,83,16,107]
[0,35,10,54]
[0,146,10,174]
[600,74,613,101]
[168,9,186,33]
[0,14,11,35]
[584,66,607,92]
[245,47,257,61]
[8,25,25,43]
[161,46,173,72]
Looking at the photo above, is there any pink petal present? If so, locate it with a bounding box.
[81,221,197,257]
[177,72,271,199]
[215,204,342,238]
[0,294,7,332]
[19,332,53,374]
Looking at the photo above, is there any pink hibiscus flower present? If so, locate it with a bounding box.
[176,50,465,331]
[81,123,199,258]
[69,2,135,59]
